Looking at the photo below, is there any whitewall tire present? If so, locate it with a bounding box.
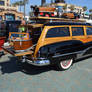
[58,59,73,70]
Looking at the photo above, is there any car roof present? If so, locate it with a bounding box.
[44,22,91,26]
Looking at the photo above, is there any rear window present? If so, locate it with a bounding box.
[86,27,92,35]
[46,27,70,38]
[72,27,84,36]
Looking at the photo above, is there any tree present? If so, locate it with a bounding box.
[12,2,19,7]
[12,1,24,12]
[83,6,87,12]
[13,0,29,19]
[89,9,92,13]
[63,4,67,12]
[23,0,29,19]
[70,5,75,12]
[19,1,24,12]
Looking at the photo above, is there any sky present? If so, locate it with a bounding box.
[11,0,92,15]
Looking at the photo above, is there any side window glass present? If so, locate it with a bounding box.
[59,27,70,37]
[72,27,84,36]
[46,27,70,38]
[86,27,92,35]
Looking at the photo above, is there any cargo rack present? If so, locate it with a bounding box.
[30,16,86,24]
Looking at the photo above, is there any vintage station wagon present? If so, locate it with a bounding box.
[3,21,92,70]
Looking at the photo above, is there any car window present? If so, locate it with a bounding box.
[86,27,92,35]
[72,27,84,36]
[46,27,70,38]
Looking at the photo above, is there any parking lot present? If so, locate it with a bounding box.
[0,54,92,92]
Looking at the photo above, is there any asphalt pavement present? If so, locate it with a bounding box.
[0,54,92,92]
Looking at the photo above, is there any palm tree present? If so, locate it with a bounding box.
[13,0,29,19]
[22,0,29,19]
[19,1,24,12]
[12,1,24,12]
[69,5,75,12]
[63,4,67,12]
[12,2,19,7]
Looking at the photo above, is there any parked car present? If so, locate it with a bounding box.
[3,21,92,70]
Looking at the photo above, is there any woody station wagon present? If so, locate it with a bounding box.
[3,21,92,70]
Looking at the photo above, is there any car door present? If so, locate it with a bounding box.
[71,26,86,43]
[86,26,92,43]
[83,26,92,55]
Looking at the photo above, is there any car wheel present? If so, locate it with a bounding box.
[57,59,73,70]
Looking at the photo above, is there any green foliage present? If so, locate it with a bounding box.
[70,5,75,11]
[63,4,67,10]
[89,9,92,13]
[83,6,87,11]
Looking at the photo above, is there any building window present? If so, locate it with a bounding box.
[72,27,84,36]
[46,27,70,38]
[86,27,92,35]
[0,1,4,5]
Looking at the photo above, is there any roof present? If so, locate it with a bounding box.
[18,24,43,28]
[44,22,91,26]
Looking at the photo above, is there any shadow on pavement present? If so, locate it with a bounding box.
[0,56,55,75]
[21,64,55,75]
[0,56,20,75]
[0,55,92,75]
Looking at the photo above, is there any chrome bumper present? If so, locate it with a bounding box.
[26,59,50,66]
[19,56,50,66]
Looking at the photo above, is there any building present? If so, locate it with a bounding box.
[0,0,23,20]
[52,3,84,15]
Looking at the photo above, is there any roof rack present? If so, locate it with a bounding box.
[30,17,86,24]
[44,22,90,26]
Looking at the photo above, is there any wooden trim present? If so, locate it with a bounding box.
[34,25,92,58]
[15,51,33,56]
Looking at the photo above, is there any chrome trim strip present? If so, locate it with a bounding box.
[52,46,92,58]
[52,51,82,58]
